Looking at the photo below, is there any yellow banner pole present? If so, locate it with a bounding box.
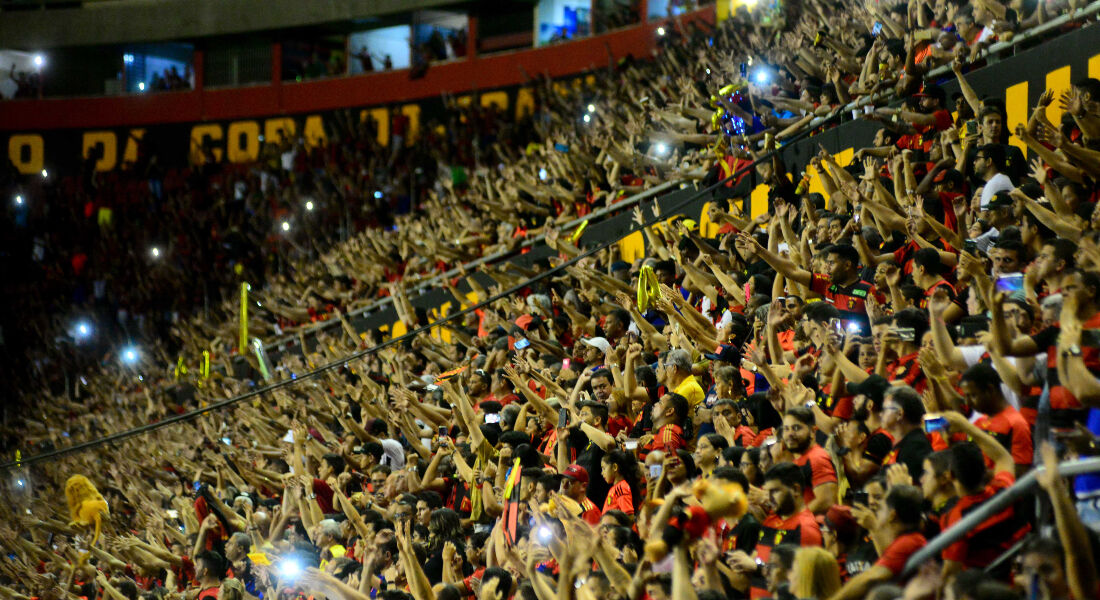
[239,283,249,353]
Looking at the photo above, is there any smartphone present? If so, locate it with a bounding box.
[872,22,883,37]
[923,414,949,433]
[562,358,572,370]
[863,105,874,115]
[830,318,843,337]
[896,327,916,342]
[648,464,663,478]
[426,384,439,392]
[193,481,202,492]
[852,490,870,506]
[558,408,570,429]
[514,338,531,350]
[963,239,978,253]
[965,120,978,136]
[484,413,501,424]
[221,437,232,446]
[438,425,448,438]
[624,439,639,450]
[739,62,747,78]
[854,212,861,223]
[554,143,570,153]
[851,109,860,120]
[777,242,790,253]
[996,273,1025,293]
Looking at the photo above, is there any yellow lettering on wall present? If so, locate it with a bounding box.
[431,301,453,343]
[227,121,260,163]
[515,88,535,120]
[81,131,117,172]
[480,91,508,111]
[619,230,645,263]
[750,183,770,219]
[303,115,327,148]
[400,104,421,143]
[263,118,296,146]
[456,95,473,108]
[360,108,389,147]
[190,124,223,164]
[1004,82,1028,156]
[8,134,44,175]
[390,320,407,340]
[1089,53,1100,79]
[122,129,145,166]
[1045,66,1072,127]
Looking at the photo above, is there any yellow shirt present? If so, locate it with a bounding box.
[674,375,705,408]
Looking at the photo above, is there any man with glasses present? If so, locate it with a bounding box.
[880,385,932,480]
[659,348,704,410]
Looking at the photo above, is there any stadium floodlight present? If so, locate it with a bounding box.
[74,321,92,340]
[587,104,596,113]
[33,54,44,69]
[305,200,314,211]
[657,26,666,36]
[41,169,48,179]
[281,221,291,232]
[150,246,161,258]
[138,82,146,92]
[583,114,591,123]
[14,195,23,206]
[121,346,139,365]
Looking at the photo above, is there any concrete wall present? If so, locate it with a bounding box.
[0,0,456,49]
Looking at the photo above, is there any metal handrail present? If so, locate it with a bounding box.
[265,180,679,349]
[902,456,1100,576]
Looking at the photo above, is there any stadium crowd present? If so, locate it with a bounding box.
[4,0,1100,600]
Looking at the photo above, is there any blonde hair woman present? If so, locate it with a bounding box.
[788,546,841,599]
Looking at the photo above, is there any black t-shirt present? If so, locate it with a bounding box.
[567,428,609,506]
[889,428,933,481]
[844,538,879,579]
[729,513,763,553]
[864,431,894,465]
[423,539,465,584]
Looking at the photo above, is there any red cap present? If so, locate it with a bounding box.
[561,464,589,484]
[825,505,859,539]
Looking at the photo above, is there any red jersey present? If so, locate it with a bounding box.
[875,531,928,576]
[974,405,1033,467]
[792,445,838,507]
[942,470,1030,567]
[602,479,635,515]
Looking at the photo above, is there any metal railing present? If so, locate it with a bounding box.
[264,179,680,350]
[902,457,1100,576]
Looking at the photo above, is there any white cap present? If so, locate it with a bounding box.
[580,337,611,354]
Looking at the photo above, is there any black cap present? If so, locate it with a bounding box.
[703,344,741,364]
[913,83,947,104]
[846,374,890,406]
